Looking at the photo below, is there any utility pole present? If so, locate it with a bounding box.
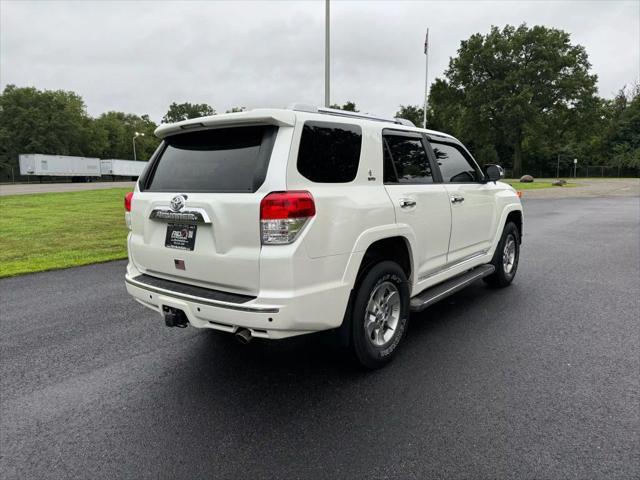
[423,29,429,128]
[324,0,330,107]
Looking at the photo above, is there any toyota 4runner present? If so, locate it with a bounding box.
[125,104,523,368]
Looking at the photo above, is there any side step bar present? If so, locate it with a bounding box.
[410,264,495,312]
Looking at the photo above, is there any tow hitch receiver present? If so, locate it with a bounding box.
[163,306,188,328]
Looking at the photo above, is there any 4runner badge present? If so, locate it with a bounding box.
[170,195,187,212]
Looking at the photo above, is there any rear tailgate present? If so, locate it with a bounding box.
[128,116,293,296]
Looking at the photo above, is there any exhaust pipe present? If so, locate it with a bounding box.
[163,306,188,328]
[235,328,252,344]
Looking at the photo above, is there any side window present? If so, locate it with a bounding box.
[297,122,362,183]
[383,134,433,184]
[383,140,398,183]
[431,142,479,183]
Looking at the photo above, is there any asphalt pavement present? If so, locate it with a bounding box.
[1,197,638,479]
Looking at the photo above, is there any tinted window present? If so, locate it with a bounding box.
[383,135,433,184]
[431,142,479,183]
[297,122,362,183]
[146,126,276,193]
[383,141,398,183]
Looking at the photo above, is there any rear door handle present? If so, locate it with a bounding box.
[450,195,465,204]
[399,199,417,208]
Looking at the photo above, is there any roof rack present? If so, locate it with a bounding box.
[288,103,416,127]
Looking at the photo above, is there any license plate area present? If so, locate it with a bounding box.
[165,224,197,251]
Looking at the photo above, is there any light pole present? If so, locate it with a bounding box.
[132,132,144,161]
[423,29,430,128]
[573,158,578,178]
[324,0,330,107]
[556,153,575,179]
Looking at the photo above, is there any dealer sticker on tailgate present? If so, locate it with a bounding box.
[165,224,197,251]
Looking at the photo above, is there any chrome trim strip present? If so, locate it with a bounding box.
[125,276,279,313]
[418,250,489,282]
[149,207,211,224]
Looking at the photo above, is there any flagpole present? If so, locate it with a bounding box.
[423,28,429,129]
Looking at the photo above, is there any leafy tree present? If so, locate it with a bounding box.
[0,85,98,180]
[474,144,500,166]
[93,111,159,161]
[395,105,423,127]
[330,101,358,112]
[225,106,247,113]
[431,24,599,177]
[162,102,215,123]
[602,85,640,169]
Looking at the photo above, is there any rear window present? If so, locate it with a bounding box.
[297,121,362,183]
[144,125,277,193]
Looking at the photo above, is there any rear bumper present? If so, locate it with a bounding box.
[126,274,268,312]
[125,269,352,340]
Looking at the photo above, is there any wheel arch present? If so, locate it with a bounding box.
[489,204,524,258]
[506,209,523,243]
[356,236,413,284]
[342,227,415,288]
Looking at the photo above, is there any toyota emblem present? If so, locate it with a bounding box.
[170,195,187,212]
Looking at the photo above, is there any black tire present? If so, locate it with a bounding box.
[350,261,410,369]
[484,221,520,288]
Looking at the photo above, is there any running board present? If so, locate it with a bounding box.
[410,264,495,312]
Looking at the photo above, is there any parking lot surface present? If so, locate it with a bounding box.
[1,197,638,479]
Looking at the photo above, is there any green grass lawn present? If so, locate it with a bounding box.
[0,188,130,278]
[504,180,577,190]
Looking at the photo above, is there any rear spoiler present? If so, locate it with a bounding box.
[154,109,296,139]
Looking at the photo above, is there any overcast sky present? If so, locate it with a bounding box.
[1,0,638,122]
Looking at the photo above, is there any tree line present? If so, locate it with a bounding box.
[397,25,639,177]
[0,24,637,181]
[0,88,245,180]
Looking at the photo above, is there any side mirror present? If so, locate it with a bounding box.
[483,164,504,183]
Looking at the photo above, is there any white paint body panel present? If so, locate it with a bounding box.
[126,108,522,338]
[384,183,451,281]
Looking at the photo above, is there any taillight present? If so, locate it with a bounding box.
[124,192,134,212]
[260,191,315,245]
[124,192,134,230]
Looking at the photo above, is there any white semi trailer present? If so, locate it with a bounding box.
[100,159,147,178]
[19,154,101,181]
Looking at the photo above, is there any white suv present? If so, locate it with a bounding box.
[125,105,523,368]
